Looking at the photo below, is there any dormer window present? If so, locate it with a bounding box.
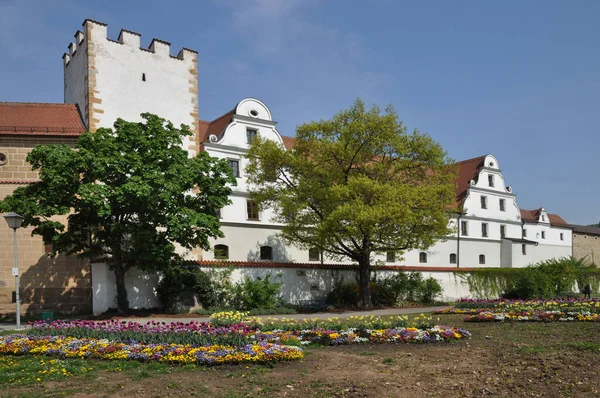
[541,215,546,222]
[488,175,494,187]
[246,129,257,144]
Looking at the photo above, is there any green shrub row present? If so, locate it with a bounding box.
[456,257,600,299]
[157,267,287,313]
[326,272,443,308]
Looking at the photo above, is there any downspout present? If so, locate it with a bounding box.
[456,213,461,269]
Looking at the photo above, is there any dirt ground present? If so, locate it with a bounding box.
[3,315,600,398]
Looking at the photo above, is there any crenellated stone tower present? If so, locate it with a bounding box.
[62,19,200,156]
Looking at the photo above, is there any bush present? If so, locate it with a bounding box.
[461,257,600,300]
[421,277,443,304]
[326,278,360,307]
[157,267,233,313]
[231,274,282,310]
[327,272,443,308]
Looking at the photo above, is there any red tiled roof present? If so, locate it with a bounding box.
[520,208,569,226]
[281,136,295,150]
[188,260,474,272]
[0,102,86,136]
[198,109,235,144]
[453,155,486,207]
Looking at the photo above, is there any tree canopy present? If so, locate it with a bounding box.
[0,114,235,312]
[246,99,457,306]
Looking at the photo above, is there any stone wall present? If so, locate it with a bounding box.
[573,232,600,265]
[0,136,92,316]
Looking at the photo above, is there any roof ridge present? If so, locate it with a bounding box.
[0,102,76,107]
[456,155,487,164]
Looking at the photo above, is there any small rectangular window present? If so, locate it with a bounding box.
[488,175,494,187]
[542,215,546,221]
[247,200,259,220]
[246,129,257,144]
[499,199,505,211]
[560,233,564,241]
[500,225,506,238]
[482,223,488,237]
[386,251,395,262]
[460,221,468,236]
[522,244,527,255]
[480,196,487,209]
[228,159,240,177]
[541,231,546,239]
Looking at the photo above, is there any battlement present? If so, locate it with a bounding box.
[63,19,198,67]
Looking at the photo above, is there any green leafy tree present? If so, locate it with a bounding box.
[0,114,235,313]
[246,99,456,307]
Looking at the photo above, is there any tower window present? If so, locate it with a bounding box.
[488,175,494,187]
[449,253,457,264]
[499,199,506,211]
[142,73,146,81]
[481,223,488,237]
[479,254,486,264]
[419,252,427,263]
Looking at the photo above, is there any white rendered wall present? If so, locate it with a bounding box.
[91,263,160,315]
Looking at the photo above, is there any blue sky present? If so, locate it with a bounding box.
[1,0,598,224]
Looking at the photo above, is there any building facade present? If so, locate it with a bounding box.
[0,20,575,314]
[572,225,600,265]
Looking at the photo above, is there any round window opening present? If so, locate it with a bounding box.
[249,109,259,117]
[489,161,495,167]
[0,153,7,166]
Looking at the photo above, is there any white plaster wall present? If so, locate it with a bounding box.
[511,243,572,268]
[524,224,572,246]
[92,263,161,315]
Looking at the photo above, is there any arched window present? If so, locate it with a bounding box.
[419,252,427,263]
[214,244,229,260]
[308,247,320,261]
[479,254,486,264]
[386,251,396,262]
[449,253,457,264]
[260,246,273,260]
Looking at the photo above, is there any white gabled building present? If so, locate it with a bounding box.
[198,104,573,270]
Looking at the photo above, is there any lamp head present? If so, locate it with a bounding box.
[3,212,24,230]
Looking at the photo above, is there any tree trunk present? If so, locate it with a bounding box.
[358,257,372,308]
[113,265,130,314]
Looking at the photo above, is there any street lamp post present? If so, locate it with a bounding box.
[4,212,24,329]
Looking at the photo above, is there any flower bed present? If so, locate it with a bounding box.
[27,318,470,346]
[464,311,600,323]
[0,335,303,365]
[436,299,600,315]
